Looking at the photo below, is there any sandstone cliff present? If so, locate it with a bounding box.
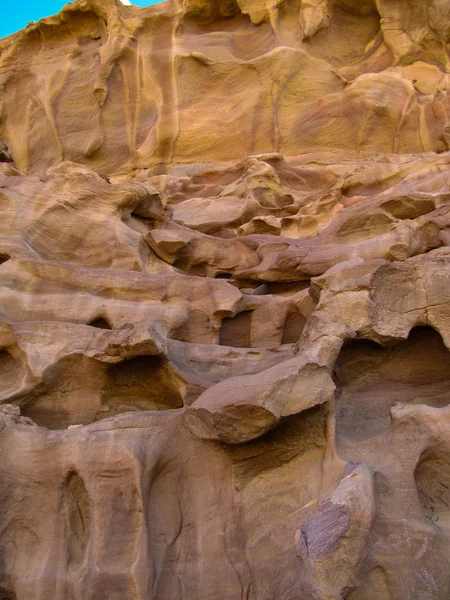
[1,0,450,598]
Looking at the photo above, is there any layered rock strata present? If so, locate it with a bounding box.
[1,0,450,599]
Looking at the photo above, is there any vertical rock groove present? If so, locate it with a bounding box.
[65,472,91,570]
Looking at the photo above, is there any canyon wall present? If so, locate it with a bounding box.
[1,0,450,598]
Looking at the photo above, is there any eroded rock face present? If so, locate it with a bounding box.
[2,0,450,174]
[1,0,450,598]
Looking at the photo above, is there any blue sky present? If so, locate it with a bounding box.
[2,1,162,39]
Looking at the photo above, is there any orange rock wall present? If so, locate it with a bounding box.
[1,0,450,174]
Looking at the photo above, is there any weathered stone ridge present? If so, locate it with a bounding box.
[1,0,450,173]
[1,1,450,599]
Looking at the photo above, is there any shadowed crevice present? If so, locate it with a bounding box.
[0,586,17,600]
[88,317,112,330]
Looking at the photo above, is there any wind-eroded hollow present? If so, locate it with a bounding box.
[220,310,253,347]
[334,327,450,446]
[21,354,184,429]
[219,304,307,347]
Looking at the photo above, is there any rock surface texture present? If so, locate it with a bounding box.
[1,0,450,598]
